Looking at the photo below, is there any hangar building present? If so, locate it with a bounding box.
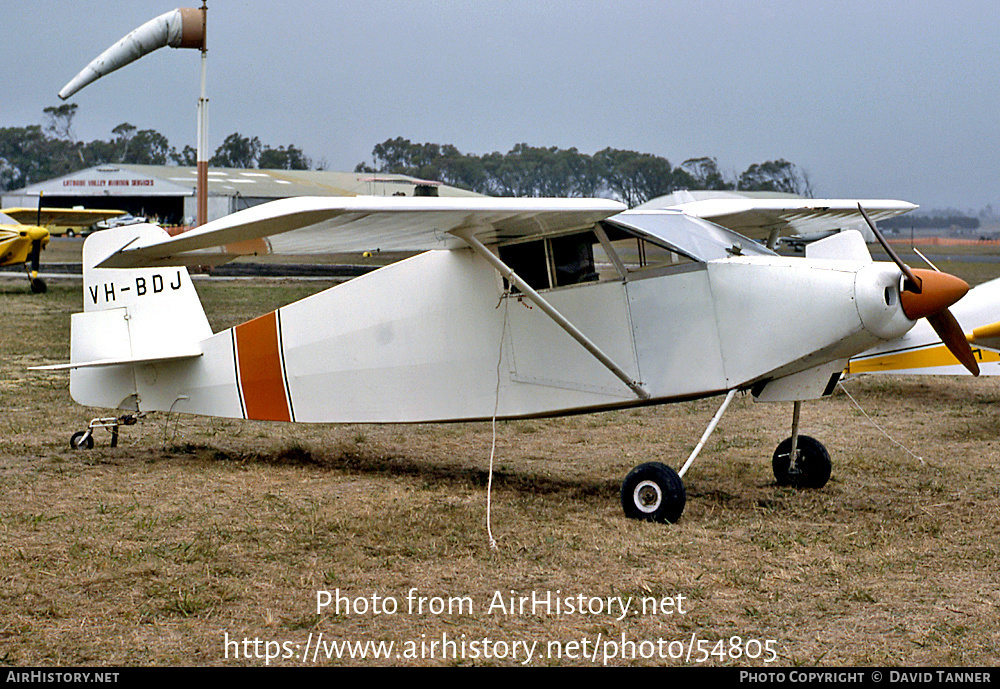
[2,164,480,227]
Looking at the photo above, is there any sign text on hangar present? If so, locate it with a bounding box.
[47,166,191,196]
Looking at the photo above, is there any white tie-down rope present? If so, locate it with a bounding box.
[838,381,924,464]
[486,295,510,551]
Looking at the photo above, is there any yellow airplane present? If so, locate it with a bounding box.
[0,206,125,293]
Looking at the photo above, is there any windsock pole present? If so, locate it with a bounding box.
[196,1,208,226]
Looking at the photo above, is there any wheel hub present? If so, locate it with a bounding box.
[633,480,663,513]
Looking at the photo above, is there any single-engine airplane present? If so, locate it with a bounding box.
[1,206,125,292]
[34,196,980,523]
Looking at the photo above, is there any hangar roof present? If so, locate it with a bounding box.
[7,164,482,199]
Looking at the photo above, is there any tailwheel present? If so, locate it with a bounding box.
[772,435,831,488]
[70,430,94,450]
[621,462,686,523]
[69,413,143,450]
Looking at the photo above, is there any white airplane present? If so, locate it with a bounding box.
[35,196,979,523]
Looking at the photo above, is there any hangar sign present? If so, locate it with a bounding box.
[47,167,191,197]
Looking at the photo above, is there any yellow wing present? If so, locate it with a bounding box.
[2,207,125,228]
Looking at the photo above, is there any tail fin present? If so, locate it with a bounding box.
[68,224,212,410]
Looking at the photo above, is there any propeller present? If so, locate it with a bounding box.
[29,239,42,275]
[26,238,46,293]
[859,204,979,376]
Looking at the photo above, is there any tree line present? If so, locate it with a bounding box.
[0,104,312,191]
[356,137,814,206]
[2,105,816,207]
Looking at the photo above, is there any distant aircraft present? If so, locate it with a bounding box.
[1,207,125,292]
[639,190,917,249]
[35,196,977,523]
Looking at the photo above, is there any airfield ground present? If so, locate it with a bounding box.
[0,241,998,666]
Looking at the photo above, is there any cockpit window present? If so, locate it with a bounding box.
[593,222,694,279]
[606,210,776,262]
[497,223,696,292]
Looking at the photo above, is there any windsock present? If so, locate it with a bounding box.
[59,7,205,100]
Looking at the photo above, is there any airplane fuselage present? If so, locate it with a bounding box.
[70,234,914,422]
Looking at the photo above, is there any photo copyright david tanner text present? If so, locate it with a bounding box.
[220,587,780,665]
[740,670,993,683]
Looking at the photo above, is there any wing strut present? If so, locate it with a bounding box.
[457,230,650,400]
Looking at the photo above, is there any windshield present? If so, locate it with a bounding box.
[606,209,776,262]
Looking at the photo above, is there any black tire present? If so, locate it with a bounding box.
[30,277,47,294]
[70,431,94,450]
[621,462,686,523]
[66,229,75,238]
[772,435,831,488]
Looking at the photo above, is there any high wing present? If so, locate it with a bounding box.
[96,196,627,268]
[639,193,916,241]
[3,207,126,228]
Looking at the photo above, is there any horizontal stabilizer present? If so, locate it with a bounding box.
[31,348,202,371]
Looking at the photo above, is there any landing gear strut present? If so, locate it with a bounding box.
[70,413,144,450]
[771,401,831,488]
[619,394,835,524]
[620,389,737,524]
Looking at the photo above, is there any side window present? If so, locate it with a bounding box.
[498,231,601,292]
[550,233,598,287]
[498,239,549,292]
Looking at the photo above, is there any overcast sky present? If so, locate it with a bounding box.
[3,1,998,212]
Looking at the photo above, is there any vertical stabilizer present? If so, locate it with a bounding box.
[70,224,212,409]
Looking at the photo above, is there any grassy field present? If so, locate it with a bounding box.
[1,265,999,667]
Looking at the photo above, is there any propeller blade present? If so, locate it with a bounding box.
[858,203,922,293]
[928,309,980,376]
[29,239,42,274]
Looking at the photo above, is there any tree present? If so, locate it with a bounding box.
[737,159,812,196]
[0,105,318,189]
[172,145,198,166]
[210,132,262,168]
[679,157,733,190]
[259,144,311,170]
[124,129,174,165]
[111,122,137,161]
[594,148,677,207]
[43,103,79,142]
[0,124,83,189]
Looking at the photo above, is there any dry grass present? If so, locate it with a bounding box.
[1,274,999,666]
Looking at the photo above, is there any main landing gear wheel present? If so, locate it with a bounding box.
[621,462,686,523]
[70,430,94,450]
[30,277,47,294]
[772,435,831,489]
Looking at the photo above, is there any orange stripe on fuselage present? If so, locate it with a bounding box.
[234,311,291,421]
